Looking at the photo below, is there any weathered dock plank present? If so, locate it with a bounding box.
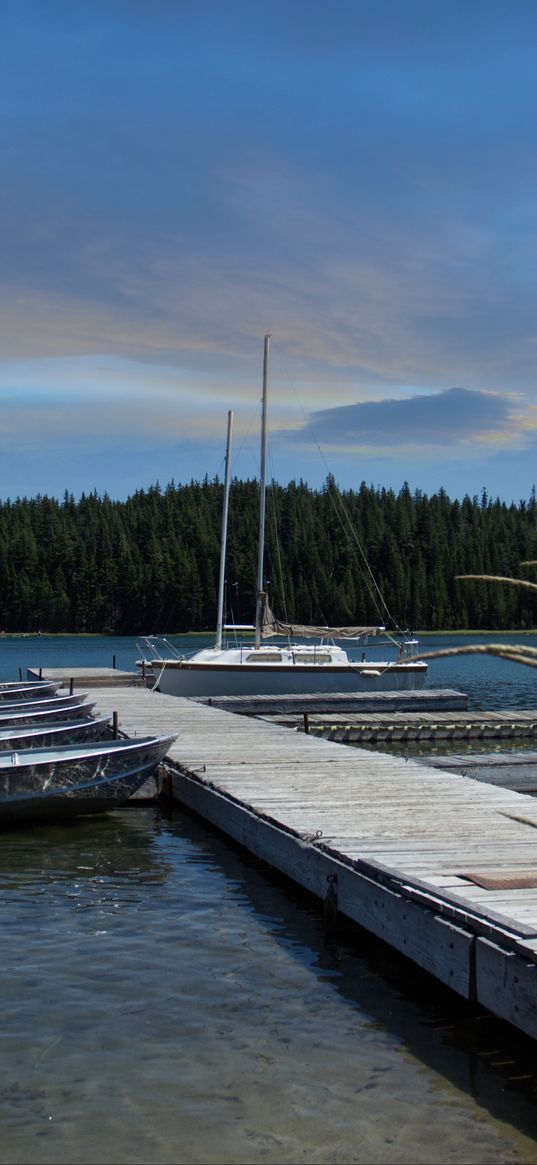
[37,680,537,1038]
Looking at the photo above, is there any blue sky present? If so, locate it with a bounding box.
[2,0,537,502]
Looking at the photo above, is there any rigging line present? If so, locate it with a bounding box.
[212,401,264,640]
[228,399,262,480]
[266,445,289,623]
[326,483,388,615]
[224,586,241,648]
[255,340,289,623]
[269,337,405,634]
[325,480,405,635]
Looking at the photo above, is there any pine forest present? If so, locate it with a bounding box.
[1,478,537,635]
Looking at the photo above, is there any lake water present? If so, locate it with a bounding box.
[3,633,537,1163]
[4,629,537,710]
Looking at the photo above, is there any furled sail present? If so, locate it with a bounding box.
[259,594,380,641]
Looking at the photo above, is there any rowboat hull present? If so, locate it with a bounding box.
[0,701,95,727]
[0,681,62,700]
[0,715,111,751]
[0,735,176,825]
[0,691,91,715]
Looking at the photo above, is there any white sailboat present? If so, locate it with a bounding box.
[139,336,428,697]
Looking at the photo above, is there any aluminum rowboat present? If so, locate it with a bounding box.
[0,715,111,751]
[0,691,91,715]
[0,680,62,700]
[0,734,176,824]
[0,701,96,727]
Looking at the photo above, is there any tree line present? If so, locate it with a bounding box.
[0,478,536,634]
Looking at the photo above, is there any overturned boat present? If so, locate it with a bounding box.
[0,691,92,716]
[0,680,62,699]
[0,700,96,727]
[0,714,111,751]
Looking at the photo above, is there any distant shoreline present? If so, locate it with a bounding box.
[0,628,535,639]
[414,629,537,637]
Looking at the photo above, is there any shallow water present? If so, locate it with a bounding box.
[3,806,537,1165]
[2,634,537,1162]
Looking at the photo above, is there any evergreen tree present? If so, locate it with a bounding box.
[0,480,534,633]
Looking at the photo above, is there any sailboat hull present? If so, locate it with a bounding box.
[152,659,427,698]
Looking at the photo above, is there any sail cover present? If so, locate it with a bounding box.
[259,594,380,640]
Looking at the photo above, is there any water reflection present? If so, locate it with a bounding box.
[161,807,537,1155]
[2,806,537,1164]
[0,810,168,884]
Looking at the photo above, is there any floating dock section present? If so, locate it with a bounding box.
[277,709,537,744]
[417,751,537,795]
[34,675,537,1045]
[193,689,537,743]
[194,687,469,715]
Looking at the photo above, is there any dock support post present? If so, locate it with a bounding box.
[113,711,119,738]
[324,873,338,938]
[304,712,310,734]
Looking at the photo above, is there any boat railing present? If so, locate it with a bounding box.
[401,638,420,659]
[136,636,186,663]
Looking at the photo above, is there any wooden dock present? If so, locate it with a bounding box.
[193,687,469,714]
[27,666,144,688]
[49,677,537,1045]
[191,688,537,744]
[28,670,537,745]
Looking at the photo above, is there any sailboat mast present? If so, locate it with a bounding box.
[215,409,234,652]
[255,333,270,648]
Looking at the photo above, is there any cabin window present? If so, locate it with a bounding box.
[295,652,333,664]
[245,652,283,662]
